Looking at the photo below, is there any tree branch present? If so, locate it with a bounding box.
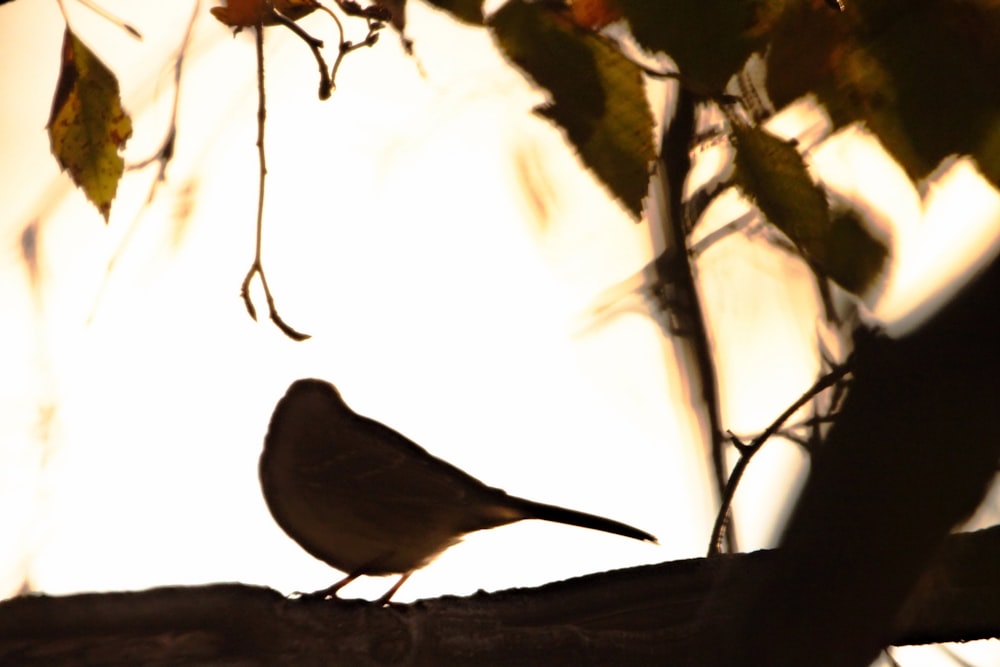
[2,527,998,666]
[698,254,1000,666]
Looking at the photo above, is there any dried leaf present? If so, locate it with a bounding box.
[211,0,319,28]
[47,29,132,222]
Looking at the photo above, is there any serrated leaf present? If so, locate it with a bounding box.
[47,29,132,222]
[767,0,1000,187]
[733,122,886,293]
[733,123,830,250]
[617,0,766,94]
[490,0,655,218]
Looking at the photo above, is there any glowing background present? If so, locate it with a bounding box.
[1,2,998,664]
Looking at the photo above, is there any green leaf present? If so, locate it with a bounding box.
[617,0,766,94]
[822,208,888,294]
[767,0,1000,187]
[47,28,132,222]
[733,121,887,293]
[424,0,483,25]
[490,0,655,218]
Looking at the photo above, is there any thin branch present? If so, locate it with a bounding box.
[268,5,332,100]
[240,23,311,342]
[128,0,199,189]
[86,2,199,326]
[318,2,347,51]
[655,89,736,555]
[55,0,70,25]
[688,210,757,259]
[320,4,383,89]
[707,358,854,552]
[75,0,142,39]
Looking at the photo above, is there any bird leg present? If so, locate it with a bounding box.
[298,568,411,605]
[375,571,412,606]
[300,572,360,600]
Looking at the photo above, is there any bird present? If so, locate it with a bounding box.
[260,378,657,604]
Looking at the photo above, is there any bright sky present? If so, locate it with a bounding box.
[1,2,998,664]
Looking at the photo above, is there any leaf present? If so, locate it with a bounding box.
[617,0,767,94]
[423,0,483,25]
[490,0,655,218]
[733,122,830,251]
[732,121,887,293]
[47,29,132,222]
[210,0,319,28]
[569,0,623,30]
[767,0,1000,187]
[822,208,888,294]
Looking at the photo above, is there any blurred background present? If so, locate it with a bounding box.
[1,2,998,664]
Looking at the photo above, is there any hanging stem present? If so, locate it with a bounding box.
[240,23,311,341]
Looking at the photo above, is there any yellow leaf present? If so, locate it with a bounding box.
[47,29,132,222]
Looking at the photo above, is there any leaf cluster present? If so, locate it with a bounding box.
[29,0,1000,313]
[421,0,994,295]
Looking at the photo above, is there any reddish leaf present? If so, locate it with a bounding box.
[211,0,319,28]
[569,0,623,30]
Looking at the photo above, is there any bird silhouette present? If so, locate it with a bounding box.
[260,378,656,603]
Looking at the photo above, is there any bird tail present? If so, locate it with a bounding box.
[506,496,657,543]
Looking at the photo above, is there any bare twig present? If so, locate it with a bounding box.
[268,5,333,99]
[654,89,736,555]
[129,0,199,189]
[241,23,311,341]
[75,0,142,39]
[688,210,757,259]
[317,2,384,89]
[85,2,199,326]
[707,358,854,552]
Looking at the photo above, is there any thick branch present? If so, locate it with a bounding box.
[2,527,998,666]
[699,254,1000,666]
